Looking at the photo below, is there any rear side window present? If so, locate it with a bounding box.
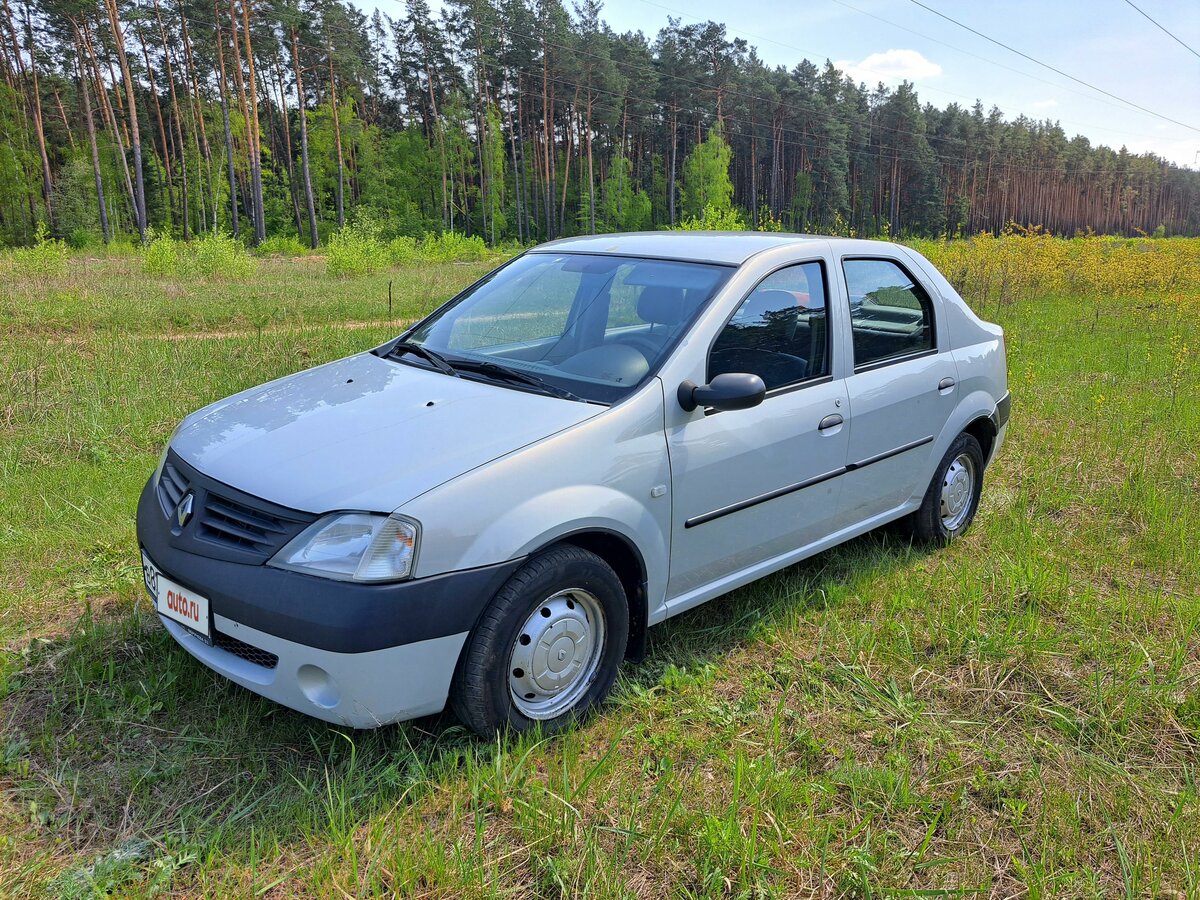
[708,262,829,391]
[842,258,934,369]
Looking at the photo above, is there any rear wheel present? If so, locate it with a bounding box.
[450,546,628,737]
[905,432,985,545]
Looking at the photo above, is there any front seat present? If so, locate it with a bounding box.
[612,286,688,361]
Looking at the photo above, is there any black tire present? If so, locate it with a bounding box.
[450,545,629,737]
[905,432,985,546]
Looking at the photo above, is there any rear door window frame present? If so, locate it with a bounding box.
[839,255,938,373]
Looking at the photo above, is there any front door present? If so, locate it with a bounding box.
[666,261,850,601]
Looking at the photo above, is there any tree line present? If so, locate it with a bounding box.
[2,0,1199,249]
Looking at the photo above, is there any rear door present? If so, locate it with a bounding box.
[665,260,850,600]
[838,256,959,525]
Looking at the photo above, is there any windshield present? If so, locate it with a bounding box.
[399,253,733,403]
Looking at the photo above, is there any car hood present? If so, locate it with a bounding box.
[170,352,603,513]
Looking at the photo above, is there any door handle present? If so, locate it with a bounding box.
[818,413,844,431]
[937,377,956,392]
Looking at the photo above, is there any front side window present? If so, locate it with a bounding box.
[708,262,829,391]
[403,253,732,404]
[842,258,934,369]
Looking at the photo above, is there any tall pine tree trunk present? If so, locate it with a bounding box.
[290,27,317,248]
[104,0,146,241]
[586,91,595,234]
[328,55,345,230]
[270,50,301,234]
[13,2,53,225]
[137,27,177,231]
[71,18,109,242]
[236,0,265,243]
[213,1,238,237]
[82,20,135,229]
[153,0,190,239]
[179,13,214,232]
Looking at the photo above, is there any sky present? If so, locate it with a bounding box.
[371,0,1200,169]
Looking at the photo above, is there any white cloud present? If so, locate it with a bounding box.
[1030,99,1059,110]
[833,49,942,86]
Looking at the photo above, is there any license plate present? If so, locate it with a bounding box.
[141,551,211,641]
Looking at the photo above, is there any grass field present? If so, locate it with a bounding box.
[1,238,1198,897]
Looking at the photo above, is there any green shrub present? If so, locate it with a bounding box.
[417,231,489,262]
[387,236,418,265]
[326,218,390,276]
[183,232,255,279]
[143,229,180,276]
[143,230,255,279]
[669,205,748,231]
[255,235,309,257]
[67,228,102,250]
[6,223,69,279]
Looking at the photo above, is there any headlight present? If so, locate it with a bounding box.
[269,513,419,582]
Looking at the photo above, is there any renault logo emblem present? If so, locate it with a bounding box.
[176,493,195,528]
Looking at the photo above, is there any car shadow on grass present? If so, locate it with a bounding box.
[1,527,923,865]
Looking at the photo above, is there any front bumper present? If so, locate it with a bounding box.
[137,475,523,726]
[160,612,468,727]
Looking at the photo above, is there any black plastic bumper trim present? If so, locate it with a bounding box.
[992,391,1012,431]
[137,478,524,653]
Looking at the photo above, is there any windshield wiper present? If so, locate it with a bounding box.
[452,359,584,402]
[385,341,459,377]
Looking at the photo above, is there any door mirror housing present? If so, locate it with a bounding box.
[677,373,767,413]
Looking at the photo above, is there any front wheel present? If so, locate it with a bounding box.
[905,432,985,545]
[450,546,629,737]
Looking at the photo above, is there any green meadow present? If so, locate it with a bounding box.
[1,238,1198,897]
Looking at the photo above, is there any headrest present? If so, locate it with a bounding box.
[637,286,688,326]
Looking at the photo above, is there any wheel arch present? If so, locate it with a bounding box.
[541,528,649,662]
[963,414,997,465]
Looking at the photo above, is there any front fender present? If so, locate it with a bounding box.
[398,380,672,613]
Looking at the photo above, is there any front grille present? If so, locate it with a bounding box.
[199,495,292,555]
[213,629,279,669]
[157,461,189,517]
[154,449,317,563]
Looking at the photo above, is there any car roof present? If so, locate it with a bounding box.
[529,232,902,266]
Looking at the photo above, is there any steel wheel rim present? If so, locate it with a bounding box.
[509,588,606,720]
[940,453,976,531]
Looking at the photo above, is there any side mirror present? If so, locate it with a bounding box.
[677,373,767,413]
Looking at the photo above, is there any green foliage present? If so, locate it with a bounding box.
[387,236,418,265]
[66,228,102,251]
[417,231,489,262]
[51,157,106,244]
[682,126,734,221]
[188,233,256,279]
[326,212,499,276]
[143,230,255,279]
[671,205,748,231]
[2,223,69,279]
[142,229,180,277]
[326,223,386,278]
[326,216,391,277]
[599,155,652,232]
[480,106,507,243]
